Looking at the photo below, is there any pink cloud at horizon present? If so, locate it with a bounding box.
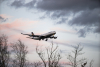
[0,19,38,30]
[0,18,40,39]
[0,18,41,46]
[0,14,12,19]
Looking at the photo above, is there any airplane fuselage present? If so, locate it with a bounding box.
[21,31,57,41]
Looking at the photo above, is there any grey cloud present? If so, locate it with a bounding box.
[94,26,100,33]
[69,9,100,26]
[11,0,25,8]
[39,16,46,19]
[36,0,100,35]
[68,9,100,35]
[51,11,70,19]
[0,16,4,20]
[0,0,6,4]
[57,18,68,24]
[78,29,86,37]
[9,0,100,37]
[36,0,100,11]
[77,27,93,37]
[10,0,36,9]
[0,16,8,22]
[24,0,36,9]
[37,0,100,33]
[10,0,100,11]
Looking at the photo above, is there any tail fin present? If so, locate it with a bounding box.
[31,32,34,35]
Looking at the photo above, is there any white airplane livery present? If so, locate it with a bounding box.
[21,31,57,41]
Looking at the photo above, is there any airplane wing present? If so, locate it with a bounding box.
[39,36,45,39]
[21,33,40,37]
[34,35,40,37]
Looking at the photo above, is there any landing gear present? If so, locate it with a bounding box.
[54,37,57,39]
[45,39,48,41]
[39,39,41,41]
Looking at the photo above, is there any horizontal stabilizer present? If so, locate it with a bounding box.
[26,37,31,38]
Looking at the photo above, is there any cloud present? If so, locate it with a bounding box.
[57,18,68,24]
[10,0,36,9]
[72,10,100,37]
[10,0,24,8]
[0,15,8,22]
[78,29,86,37]
[0,16,7,22]
[77,27,93,37]
[0,19,38,35]
[25,0,36,8]
[36,0,100,11]
[0,14,12,23]
[94,26,100,33]
[8,0,100,37]
[36,0,100,36]
[0,14,11,18]
[0,0,6,4]
[10,0,100,11]
[69,9,100,26]
[69,9,100,37]
[0,19,41,50]
[51,11,70,19]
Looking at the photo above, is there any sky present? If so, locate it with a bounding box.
[0,0,100,67]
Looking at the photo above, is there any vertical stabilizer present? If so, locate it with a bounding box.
[31,32,34,35]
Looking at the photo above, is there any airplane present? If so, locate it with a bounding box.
[21,31,57,41]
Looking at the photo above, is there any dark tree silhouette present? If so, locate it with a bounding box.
[33,61,42,67]
[11,40,28,67]
[0,34,10,67]
[81,62,87,67]
[36,42,61,67]
[67,44,86,67]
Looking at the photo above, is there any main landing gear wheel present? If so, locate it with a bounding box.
[45,39,48,41]
[39,39,41,41]
[54,37,57,39]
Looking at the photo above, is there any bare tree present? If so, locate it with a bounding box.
[33,61,42,67]
[36,46,46,67]
[0,34,10,67]
[36,42,61,67]
[81,60,94,67]
[11,39,28,67]
[67,44,86,67]
[81,62,87,67]
[89,60,94,67]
